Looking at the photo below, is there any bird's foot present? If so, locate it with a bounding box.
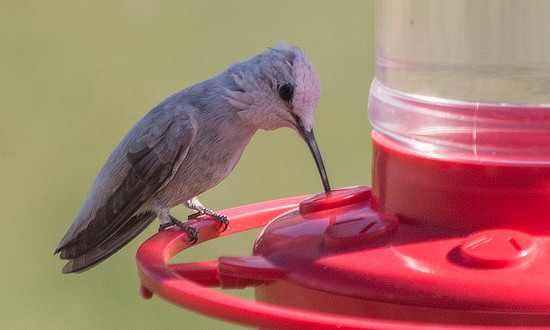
[158,216,199,244]
[188,208,229,232]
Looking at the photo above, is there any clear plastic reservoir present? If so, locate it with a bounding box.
[369,0,550,163]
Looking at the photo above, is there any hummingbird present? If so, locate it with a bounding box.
[55,42,330,273]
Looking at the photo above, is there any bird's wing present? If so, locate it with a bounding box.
[61,211,157,273]
[57,105,197,259]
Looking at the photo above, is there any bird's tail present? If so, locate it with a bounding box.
[56,212,157,273]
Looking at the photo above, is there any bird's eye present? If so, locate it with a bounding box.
[278,83,294,103]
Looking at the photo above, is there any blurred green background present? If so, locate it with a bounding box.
[1,1,374,329]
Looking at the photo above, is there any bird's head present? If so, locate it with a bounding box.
[225,42,330,192]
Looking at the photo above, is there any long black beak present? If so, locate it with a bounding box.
[299,124,331,193]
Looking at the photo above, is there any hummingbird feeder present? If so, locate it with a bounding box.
[136,1,550,328]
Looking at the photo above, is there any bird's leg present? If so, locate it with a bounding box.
[186,197,229,232]
[158,215,199,244]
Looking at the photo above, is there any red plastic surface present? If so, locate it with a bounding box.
[371,130,550,234]
[459,229,536,268]
[137,188,550,328]
[137,194,450,329]
[252,187,550,326]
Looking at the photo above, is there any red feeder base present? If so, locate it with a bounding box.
[136,185,550,328]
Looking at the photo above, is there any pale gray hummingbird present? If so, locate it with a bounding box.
[55,42,331,273]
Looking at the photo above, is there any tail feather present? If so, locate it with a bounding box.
[56,168,156,260]
[58,212,157,273]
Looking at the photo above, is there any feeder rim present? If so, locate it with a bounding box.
[136,190,536,330]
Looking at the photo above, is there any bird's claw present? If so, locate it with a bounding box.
[188,209,229,232]
[159,216,199,244]
[215,214,229,232]
[182,225,199,244]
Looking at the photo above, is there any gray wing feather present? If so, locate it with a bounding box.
[61,211,157,273]
[56,102,197,261]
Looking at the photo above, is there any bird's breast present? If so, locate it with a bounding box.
[156,125,255,208]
